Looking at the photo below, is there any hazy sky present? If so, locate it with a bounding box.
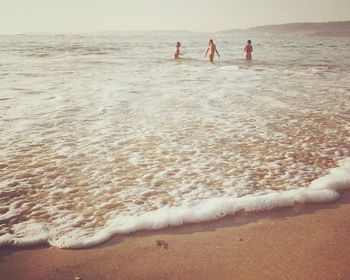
[1,0,349,34]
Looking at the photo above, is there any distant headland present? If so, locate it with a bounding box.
[7,20,350,37]
[221,21,350,37]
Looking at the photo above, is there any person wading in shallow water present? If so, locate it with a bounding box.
[173,42,183,60]
[244,39,253,61]
[205,39,220,62]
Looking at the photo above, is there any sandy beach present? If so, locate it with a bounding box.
[1,2,350,279]
[1,190,349,280]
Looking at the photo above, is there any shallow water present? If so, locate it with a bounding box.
[0,34,350,248]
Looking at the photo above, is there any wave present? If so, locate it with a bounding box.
[1,158,349,249]
[0,45,124,57]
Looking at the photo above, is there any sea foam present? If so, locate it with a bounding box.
[0,158,349,248]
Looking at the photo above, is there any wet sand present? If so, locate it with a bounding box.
[1,190,350,280]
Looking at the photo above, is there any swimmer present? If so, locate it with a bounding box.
[244,39,253,61]
[205,39,220,62]
[174,42,183,59]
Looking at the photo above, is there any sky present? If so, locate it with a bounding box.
[1,0,349,34]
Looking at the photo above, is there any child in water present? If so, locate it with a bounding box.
[244,39,253,61]
[205,39,220,62]
[173,42,182,59]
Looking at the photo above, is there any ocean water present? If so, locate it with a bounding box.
[0,33,350,248]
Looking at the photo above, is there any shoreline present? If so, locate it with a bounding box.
[1,189,350,280]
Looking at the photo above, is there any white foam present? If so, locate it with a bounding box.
[1,159,349,248]
[129,153,142,166]
[45,188,341,248]
[0,223,51,247]
[310,158,350,191]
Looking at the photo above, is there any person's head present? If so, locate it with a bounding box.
[209,39,214,46]
[247,39,252,45]
[176,42,181,47]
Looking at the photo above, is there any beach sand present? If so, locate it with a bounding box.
[1,190,350,280]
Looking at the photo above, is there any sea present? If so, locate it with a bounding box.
[0,33,350,248]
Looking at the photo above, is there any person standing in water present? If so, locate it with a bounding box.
[205,39,220,62]
[244,39,253,61]
[173,42,183,60]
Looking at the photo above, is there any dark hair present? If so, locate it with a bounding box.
[247,39,252,44]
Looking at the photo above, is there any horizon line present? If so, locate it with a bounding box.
[1,19,349,36]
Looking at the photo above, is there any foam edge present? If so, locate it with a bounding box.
[1,157,350,249]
